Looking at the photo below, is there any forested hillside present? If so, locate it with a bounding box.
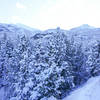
[0,24,100,100]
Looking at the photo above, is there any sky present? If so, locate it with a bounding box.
[0,0,100,30]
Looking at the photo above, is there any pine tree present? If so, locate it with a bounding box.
[86,41,100,77]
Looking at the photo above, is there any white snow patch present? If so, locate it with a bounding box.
[63,76,100,100]
[0,87,5,100]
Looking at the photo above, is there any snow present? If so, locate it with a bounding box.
[0,23,40,41]
[48,96,57,100]
[16,23,41,32]
[1,23,100,100]
[63,76,100,100]
[0,87,5,100]
[72,24,95,30]
[41,96,57,100]
[30,91,38,100]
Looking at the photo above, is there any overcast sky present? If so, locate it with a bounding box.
[0,0,100,30]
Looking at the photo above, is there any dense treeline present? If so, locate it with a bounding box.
[0,29,100,100]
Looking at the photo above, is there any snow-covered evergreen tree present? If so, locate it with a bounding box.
[86,41,100,77]
[29,30,78,99]
[1,24,99,100]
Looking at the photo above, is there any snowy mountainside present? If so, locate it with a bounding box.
[63,76,100,100]
[70,24,95,31]
[0,23,100,100]
[32,24,100,45]
[0,23,41,41]
[16,23,41,32]
[67,25,100,49]
[0,23,100,47]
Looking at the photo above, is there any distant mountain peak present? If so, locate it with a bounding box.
[79,24,95,29]
[70,24,95,31]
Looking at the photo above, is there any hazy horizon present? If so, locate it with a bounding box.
[0,0,100,30]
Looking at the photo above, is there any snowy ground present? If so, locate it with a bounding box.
[0,87,5,100]
[63,76,100,100]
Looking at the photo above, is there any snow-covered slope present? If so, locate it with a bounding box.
[70,24,95,31]
[0,87,5,100]
[1,23,100,100]
[67,24,100,49]
[0,23,100,47]
[16,23,41,32]
[63,76,100,100]
[0,23,41,40]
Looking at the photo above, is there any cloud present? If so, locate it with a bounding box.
[16,2,26,9]
[11,16,22,23]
